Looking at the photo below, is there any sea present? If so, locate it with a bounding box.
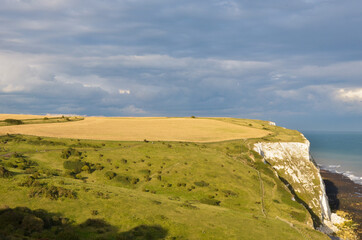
[303,131,362,185]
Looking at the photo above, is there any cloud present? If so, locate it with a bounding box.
[121,105,146,115]
[337,88,362,102]
[119,89,131,94]
[0,0,361,130]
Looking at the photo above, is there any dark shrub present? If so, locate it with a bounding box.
[194,181,209,187]
[63,160,85,174]
[118,224,168,240]
[95,163,104,170]
[0,166,13,178]
[200,198,221,206]
[0,208,25,228]
[105,171,116,180]
[61,148,82,159]
[56,230,80,240]
[180,202,198,209]
[21,214,44,233]
[4,119,23,125]
[222,190,238,197]
[28,185,77,200]
[115,175,139,185]
[18,176,41,187]
[81,218,111,229]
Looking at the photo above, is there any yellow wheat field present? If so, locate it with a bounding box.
[0,114,45,120]
[0,116,270,142]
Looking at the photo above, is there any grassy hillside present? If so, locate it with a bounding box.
[0,134,328,240]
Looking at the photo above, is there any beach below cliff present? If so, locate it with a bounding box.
[320,169,362,238]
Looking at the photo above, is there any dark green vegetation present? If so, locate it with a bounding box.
[0,116,83,126]
[0,206,167,240]
[0,134,329,239]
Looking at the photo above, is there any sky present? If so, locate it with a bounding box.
[0,0,361,131]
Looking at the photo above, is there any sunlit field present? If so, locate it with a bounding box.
[0,117,271,142]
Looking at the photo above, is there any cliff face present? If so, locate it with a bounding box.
[253,137,331,226]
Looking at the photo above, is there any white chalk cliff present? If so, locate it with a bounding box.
[253,135,332,228]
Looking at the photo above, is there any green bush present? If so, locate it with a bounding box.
[28,185,77,200]
[81,218,111,229]
[115,175,139,185]
[18,176,41,187]
[21,214,44,234]
[4,119,23,125]
[194,181,209,187]
[200,198,221,206]
[0,166,13,178]
[61,148,82,159]
[222,190,238,197]
[95,163,104,170]
[105,171,117,180]
[63,160,85,174]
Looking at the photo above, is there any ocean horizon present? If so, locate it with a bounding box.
[303,130,362,185]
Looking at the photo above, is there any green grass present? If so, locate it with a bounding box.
[213,118,306,143]
[0,134,328,240]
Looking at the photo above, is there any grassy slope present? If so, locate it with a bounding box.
[0,134,328,240]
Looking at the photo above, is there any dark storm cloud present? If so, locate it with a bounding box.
[0,0,361,130]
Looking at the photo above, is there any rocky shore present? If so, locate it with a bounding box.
[320,169,361,238]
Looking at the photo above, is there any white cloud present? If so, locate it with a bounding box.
[119,89,131,94]
[121,105,146,115]
[337,88,362,102]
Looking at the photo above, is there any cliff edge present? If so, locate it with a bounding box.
[253,134,334,232]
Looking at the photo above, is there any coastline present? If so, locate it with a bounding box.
[320,169,361,238]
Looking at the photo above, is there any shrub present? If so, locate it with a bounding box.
[194,181,209,187]
[56,230,80,240]
[28,185,77,200]
[180,202,198,209]
[18,176,41,187]
[200,198,221,206]
[104,171,116,180]
[4,119,23,125]
[222,190,238,197]
[21,214,44,233]
[143,175,151,182]
[81,218,110,229]
[115,175,139,185]
[0,166,13,178]
[95,163,104,170]
[81,165,90,172]
[61,148,82,159]
[63,160,85,174]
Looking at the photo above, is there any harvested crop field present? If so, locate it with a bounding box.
[0,117,270,142]
[0,114,44,120]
